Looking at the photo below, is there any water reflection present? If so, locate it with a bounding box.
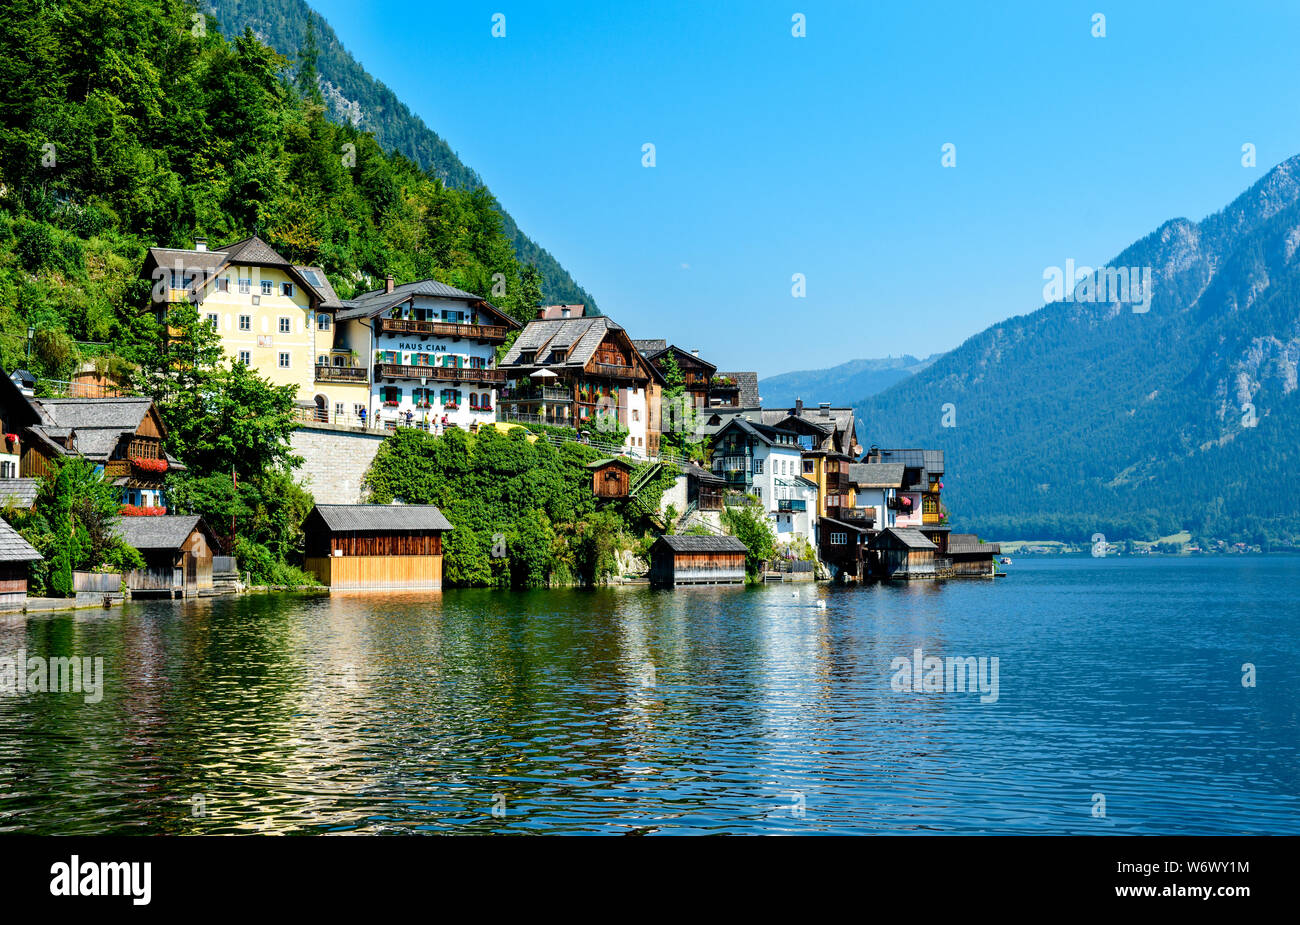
[1,557,1298,834]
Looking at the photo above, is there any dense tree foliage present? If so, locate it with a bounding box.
[363,426,673,588]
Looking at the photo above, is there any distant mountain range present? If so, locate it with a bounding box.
[759,355,940,408]
[856,156,1300,545]
[205,0,597,310]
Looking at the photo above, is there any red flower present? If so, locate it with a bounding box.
[129,456,169,474]
[4,433,17,444]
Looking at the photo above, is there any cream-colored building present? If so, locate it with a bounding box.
[140,236,369,418]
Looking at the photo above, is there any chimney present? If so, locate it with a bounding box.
[561,307,570,318]
[795,397,803,416]
[819,401,831,417]
[385,274,394,294]
[691,349,699,357]
[195,237,207,252]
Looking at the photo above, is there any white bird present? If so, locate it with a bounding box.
[816,600,827,610]
[792,590,798,597]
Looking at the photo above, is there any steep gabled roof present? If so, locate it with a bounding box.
[311,504,453,532]
[0,478,40,509]
[712,415,797,448]
[0,517,40,562]
[221,235,292,267]
[873,527,937,550]
[633,338,667,356]
[499,316,647,375]
[293,266,344,308]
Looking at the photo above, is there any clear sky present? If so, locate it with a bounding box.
[309,0,1300,378]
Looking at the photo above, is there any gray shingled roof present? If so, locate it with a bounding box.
[33,397,154,432]
[499,316,633,371]
[0,478,39,508]
[312,504,453,532]
[849,462,905,488]
[0,517,40,562]
[655,534,748,553]
[113,515,205,551]
[875,527,937,550]
[221,235,291,267]
[714,371,760,408]
[633,338,667,356]
[949,534,1000,555]
[761,406,856,452]
[867,448,945,473]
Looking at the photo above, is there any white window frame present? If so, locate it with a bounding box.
[278,352,290,368]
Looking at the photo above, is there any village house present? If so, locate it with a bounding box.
[497,313,663,457]
[871,526,941,579]
[302,504,452,591]
[707,417,816,547]
[332,276,520,430]
[139,236,360,418]
[649,534,748,587]
[0,516,42,608]
[862,446,949,551]
[113,515,219,598]
[707,371,760,409]
[636,343,718,412]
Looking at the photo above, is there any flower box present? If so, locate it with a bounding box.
[129,456,169,475]
[383,401,399,407]
[121,505,167,516]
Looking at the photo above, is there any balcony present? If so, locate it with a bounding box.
[777,499,807,513]
[587,362,640,380]
[375,364,504,384]
[839,507,876,524]
[315,365,368,382]
[502,386,571,402]
[712,456,751,472]
[377,318,509,342]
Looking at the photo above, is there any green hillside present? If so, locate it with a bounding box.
[204,0,597,311]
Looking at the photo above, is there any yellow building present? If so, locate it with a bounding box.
[140,236,369,419]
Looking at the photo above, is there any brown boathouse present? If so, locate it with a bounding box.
[0,516,41,607]
[114,514,218,597]
[649,534,748,587]
[303,504,452,590]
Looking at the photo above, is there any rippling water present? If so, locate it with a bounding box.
[0,556,1296,834]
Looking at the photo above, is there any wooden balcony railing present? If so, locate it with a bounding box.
[375,364,504,384]
[315,365,368,382]
[378,318,508,342]
[587,362,641,380]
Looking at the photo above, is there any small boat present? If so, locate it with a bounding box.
[999,557,1012,565]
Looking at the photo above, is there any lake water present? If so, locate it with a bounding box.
[1,556,1296,835]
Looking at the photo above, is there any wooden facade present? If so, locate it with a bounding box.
[587,458,634,499]
[649,534,748,587]
[871,527,941,579]
[302,504,452,591]
[0,515,42,607]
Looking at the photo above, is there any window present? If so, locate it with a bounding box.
[632,409,639,422]
[279,317,291,334]
[281,282,294,297]
[0,461,15,479]
[382,386,402,404]
[831,532,847,545]
[317,355,328,366]
[237,351,251,366]
[317,313,331,331]
[261,280,273,296]
[757,459,764,474]
[335,402,344,417]
[239,314,251,331]
[803,459,814,474]
[217,278,230,293]
[238,278,251,294]
[205,313,218,331]
[278,352,290,368]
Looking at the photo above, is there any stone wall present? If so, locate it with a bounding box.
[290,423,389,504]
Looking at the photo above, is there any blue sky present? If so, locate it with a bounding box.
[310,0,1300,378]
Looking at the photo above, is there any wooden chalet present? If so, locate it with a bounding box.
[303,504,452,591]
[649,534,748,587]
[708,371,760,409]
[0,516,41,608]
[497,314,663,456]
[871,527,940,579]
[114,515,219,597]
[639,344,717,411]
[586,457,635,499]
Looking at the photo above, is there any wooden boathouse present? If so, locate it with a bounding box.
[649,534,748,587]
[303,504,452,590]
[114,514,218,597]
[871,527,940,579]
[0,516,41,607]
[947,533,1000,577]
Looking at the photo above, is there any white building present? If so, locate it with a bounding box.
[334,278,520,430]
[709,417,817,546]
